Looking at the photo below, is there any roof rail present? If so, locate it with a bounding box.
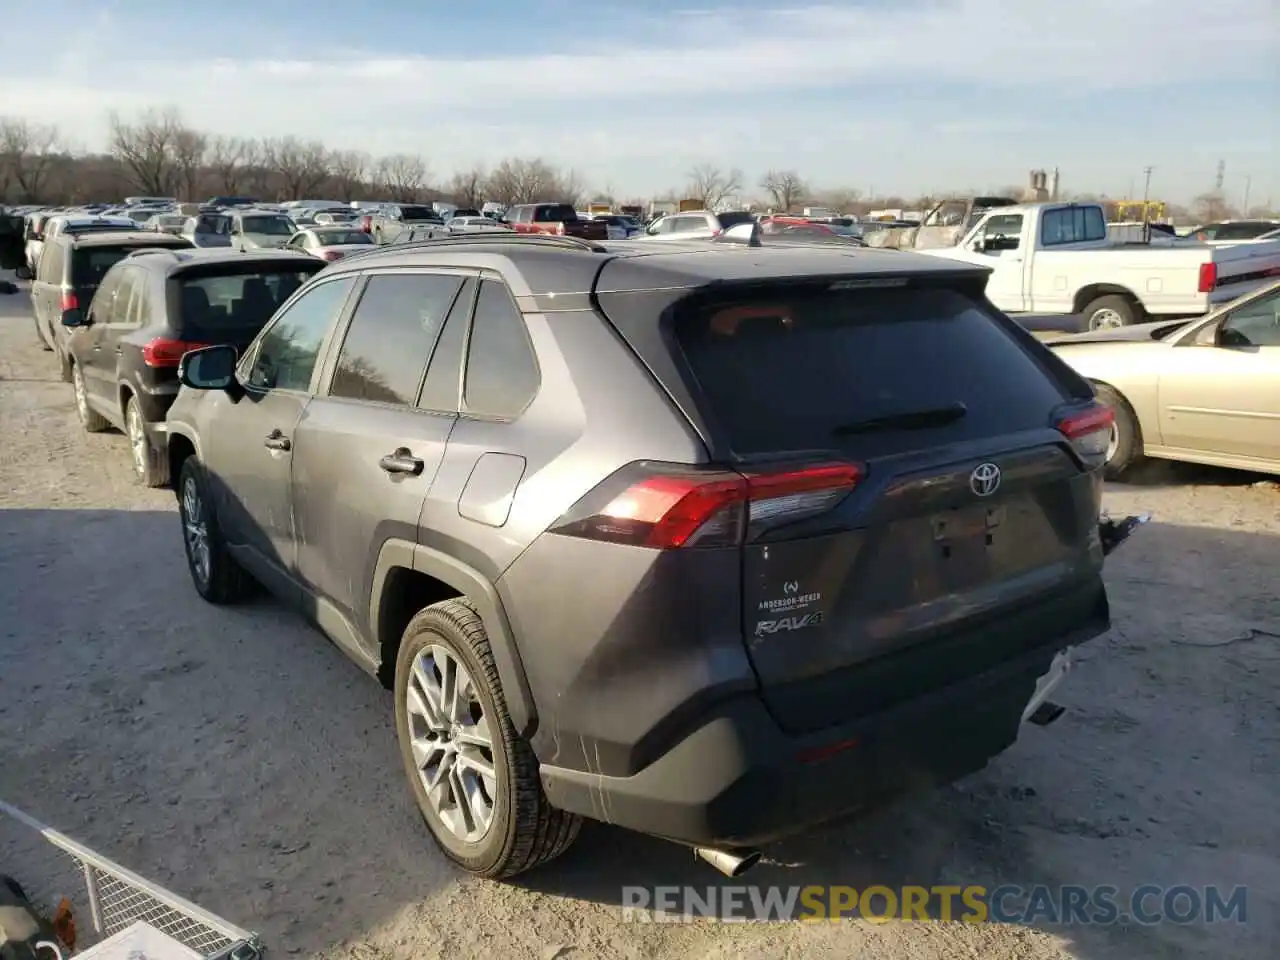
[386,232,609,254]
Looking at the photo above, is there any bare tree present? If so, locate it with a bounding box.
[328,150,370,200]
[687,164,743,209]
[107,107,188,195]
[1191,191,1236,223]
[760,170,806,212]
[263,137,331,199]
[207,136,253,194]
[485,157,563,206]
[445,167,487,208]
[0,118,63,202]
[171,127,207,200]
[374,153,428,201]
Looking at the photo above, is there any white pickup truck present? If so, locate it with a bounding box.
[919,202,1280,330]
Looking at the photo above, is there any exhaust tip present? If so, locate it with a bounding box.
[694,846,762,878]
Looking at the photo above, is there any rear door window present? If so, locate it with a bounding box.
[1040,206,1107,245]
[462,279,539,419]
[533,205,576,222]
[673,284,1069,456]
[328,272,465,406]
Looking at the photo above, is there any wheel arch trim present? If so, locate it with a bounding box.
[371,538,537,737]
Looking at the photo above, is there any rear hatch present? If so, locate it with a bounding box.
[167,259,325,355]
[70,238,191,304]
[597,271,1112,733]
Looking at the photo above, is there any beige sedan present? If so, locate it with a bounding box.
[1047,279,1280,479]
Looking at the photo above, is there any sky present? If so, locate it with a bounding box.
[0,0,1276,205]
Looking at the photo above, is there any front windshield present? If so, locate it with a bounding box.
[242,216,295,236]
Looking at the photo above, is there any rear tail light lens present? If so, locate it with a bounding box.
[1056,402,1115,469]
[1197,261,1217,293]
[60,291,79,311]
[143,337,210,368]
[359,215,372,232]
[549,461,863,549]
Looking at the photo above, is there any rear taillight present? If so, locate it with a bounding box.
[549,461,863,549]
[359,215,372,232]
[143,337,210,368]
[322,250,343,261]
[552,222,566,235]
[60,291,79,311]
[1197,261,1217,293]
[1056,403,1115,469]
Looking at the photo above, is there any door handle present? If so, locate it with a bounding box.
[263,430,291,451]
[379,447,424,476]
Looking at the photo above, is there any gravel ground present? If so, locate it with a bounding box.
[1,276,1277,960]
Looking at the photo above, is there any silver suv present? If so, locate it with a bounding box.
[166,232,1141,879]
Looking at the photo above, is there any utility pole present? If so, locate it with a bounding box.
[1242,175,1251,214]
[1214,160,1225,192]
[1141,166,1154,241]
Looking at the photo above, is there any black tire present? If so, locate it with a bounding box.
[395,599,581,879]
[126,395,169,488]
[1083,294,1140,331]
[33,315,52,351]
[177,457,253,604]
[71,361,110,433]
[1094,383,1144,479]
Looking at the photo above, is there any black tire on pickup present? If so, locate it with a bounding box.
[1094,383,1145,479]
[1082,294,1141,331]
[395,599,581,879]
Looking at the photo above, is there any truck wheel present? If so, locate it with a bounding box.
[1094,383,1145,479]
[1083,295,1139,331]
[395,599,581,879]
[177,458,254,604]
[72,362,110,432]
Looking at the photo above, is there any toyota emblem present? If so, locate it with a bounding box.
[969,462,1001,497]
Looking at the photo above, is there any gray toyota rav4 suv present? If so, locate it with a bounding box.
[165,232,1143,879]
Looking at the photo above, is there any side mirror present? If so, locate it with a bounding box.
[14,264,33,280]
[179,344,239,390]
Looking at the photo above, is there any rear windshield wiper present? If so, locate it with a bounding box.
[832,401,968,436]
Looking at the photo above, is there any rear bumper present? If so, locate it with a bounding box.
[538,614,1106,848]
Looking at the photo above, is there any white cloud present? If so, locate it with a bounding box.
[0,0,1275,199]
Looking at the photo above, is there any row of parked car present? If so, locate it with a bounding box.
[4,205,1268,886]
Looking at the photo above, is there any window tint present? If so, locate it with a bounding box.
[673,284,1067,456]
[71,246,148,287]
[533,204,576,222]
[1040,206,1107,246]
[248,276,355,392]
[462,280,539,418]
[178,268,319,340]
[419,277,475,412]
[330,273,464,405]
[38,242,64,281]
[88,270,122,321]
[108,269,140,324]
[1221,289,1280,348]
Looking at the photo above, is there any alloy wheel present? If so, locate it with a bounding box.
[1090,308,1124,331]
[404,645,498,843]
[181,475,211,586]
[127,403,148,477]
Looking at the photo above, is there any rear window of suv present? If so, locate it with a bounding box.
[673,283,1069,456]
[71,243,187,287]
[174,266,322,340]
